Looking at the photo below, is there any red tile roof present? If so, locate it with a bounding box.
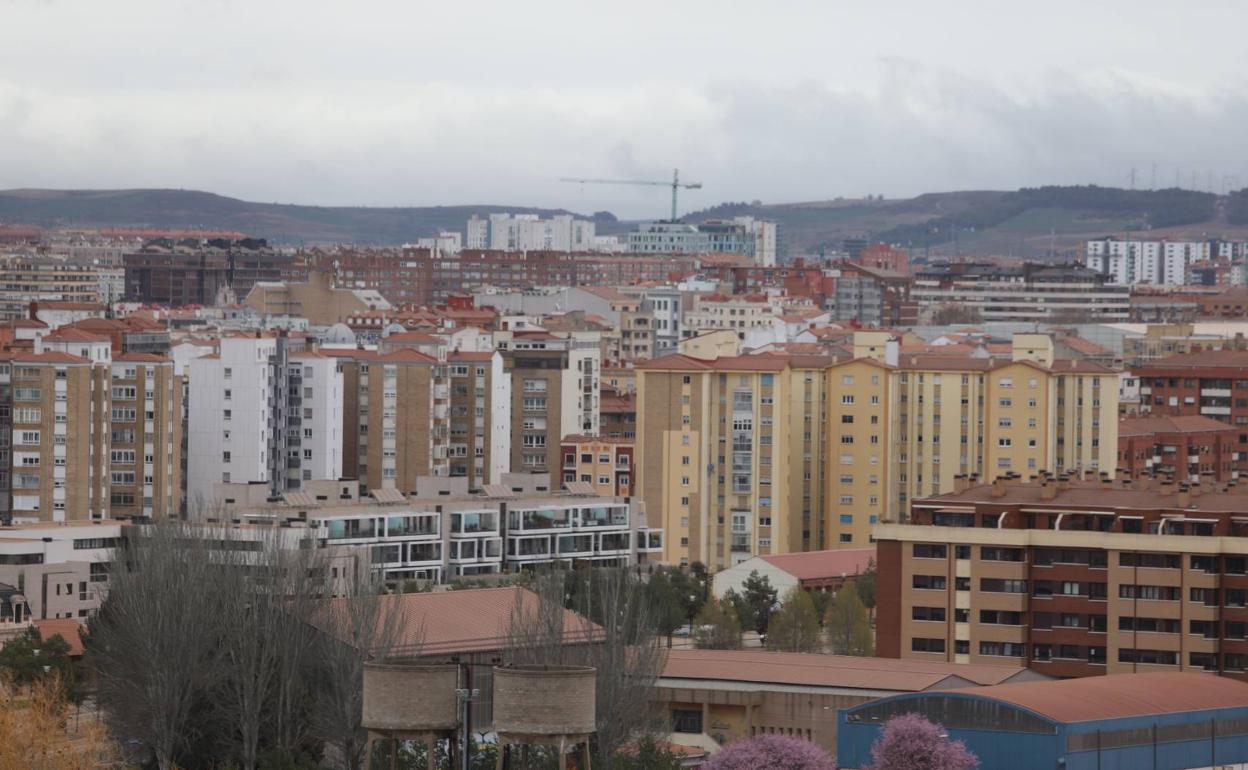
[34,618,86,657]
[662,649,1031,692]
[947,671,1248,723]
[758,548,876,581]
[12,351,89,364]
[1119,414,1235,437]
[319,586,602,656]
[43,328,109,343]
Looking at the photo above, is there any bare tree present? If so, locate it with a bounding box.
[88,521,236,770]
[307,553,414,770]
[213,528,334,770]
[507,567,668,768]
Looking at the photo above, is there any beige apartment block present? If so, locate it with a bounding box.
[636,353,800,569]
[333,348,450,494]
[106,353,183,518]
[824,336,1118,547]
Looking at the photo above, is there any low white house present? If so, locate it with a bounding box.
[712,548,875,599]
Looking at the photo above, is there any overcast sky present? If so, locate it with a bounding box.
[2,0,1246,217]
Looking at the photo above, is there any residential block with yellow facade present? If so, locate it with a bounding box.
[636,333,1119,569]
[825,334,1118,547]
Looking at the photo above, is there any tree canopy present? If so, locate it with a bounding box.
[867,714,979,770]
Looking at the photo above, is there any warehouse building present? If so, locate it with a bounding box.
[837,671,1248,770]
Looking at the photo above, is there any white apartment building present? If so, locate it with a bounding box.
[221,478,662,585]
[1085,238,1212,285]
[413,232,463,255]
[466,214,596,252]
[187,335,344,513]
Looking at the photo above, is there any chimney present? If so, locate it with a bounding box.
[1191,480,1203,498]
[991,476,1008,498]
[1040,481,1058,500]
[953,474,971,494]
[1177,484,1192,508]
[1159,480,1174,496]
[1056,475,1070,491]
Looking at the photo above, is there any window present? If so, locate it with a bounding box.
[912,544,947,559]
[912,606,946,622]
[912,575,947,590]
[911,637,945,653]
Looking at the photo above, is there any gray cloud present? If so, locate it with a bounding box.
[1,1,1246,216]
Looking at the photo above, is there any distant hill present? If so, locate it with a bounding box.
[2,185,1245,256]
[686,186,1241,259]
[0,189,594,245]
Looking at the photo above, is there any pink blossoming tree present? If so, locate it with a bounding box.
[704,735,836,770]
[866,713,979,770]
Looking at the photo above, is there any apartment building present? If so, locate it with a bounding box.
[105,354,183,518]
[186,334,343,512]
[331,348,450,495]
[466,214,596,252]
[124,239,292,306]
[826,335,1119,546]
[559,436,634,497]
[498,331,600,475]
[619,285,685,355]
[0,257,100,320]
[1118,415,1237,483]
[1085,238,1212,285]
[877,473,1248,681]
[447,351,510,488]
[828,262,918,328]
[1135,349,1248,476]
[0,352,108,522]
[221,476,662,585]
[324,248,696,306]
[913,262,1130,322]
[635,352,809,569]
[682,293,779,341]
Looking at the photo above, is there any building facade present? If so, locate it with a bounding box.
[877,474,1248,681]
[186,334,343,512]
[913,262,1130,322]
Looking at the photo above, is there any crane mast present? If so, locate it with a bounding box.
[560,168,703,221]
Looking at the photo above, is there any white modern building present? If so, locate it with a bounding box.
[187,335,344,513]
[1085,238,1212,285]
[627,217,778,265]
[466,214,596,252]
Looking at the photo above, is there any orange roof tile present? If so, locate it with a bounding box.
[757,547,875,581]
[662,649,1031,692]
[946,671,1248,723]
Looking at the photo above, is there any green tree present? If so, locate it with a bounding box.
[740,571,778,634]
[693,597,742,650]
[644,569,687,639]
[856,560,878,611]
[765,587,821,652]
[826,584,873,656]
[0,626,76,699]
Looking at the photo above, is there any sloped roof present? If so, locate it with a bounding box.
[34,618,86,657]
[318,586,604,657]
[661,649,1033,692]
[946,671,1248,723]
[758,548,875,581]
[1119,414,1235,437]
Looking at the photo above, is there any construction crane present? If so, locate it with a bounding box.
[560,168,702,222]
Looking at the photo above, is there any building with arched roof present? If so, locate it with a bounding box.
[837,672,1248,770]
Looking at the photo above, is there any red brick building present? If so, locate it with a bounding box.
[854,243,910,275]
[308,248,699,306]
[1136,349,1248,475]
[876,473,1248,680]
[1118,415,1238,482]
